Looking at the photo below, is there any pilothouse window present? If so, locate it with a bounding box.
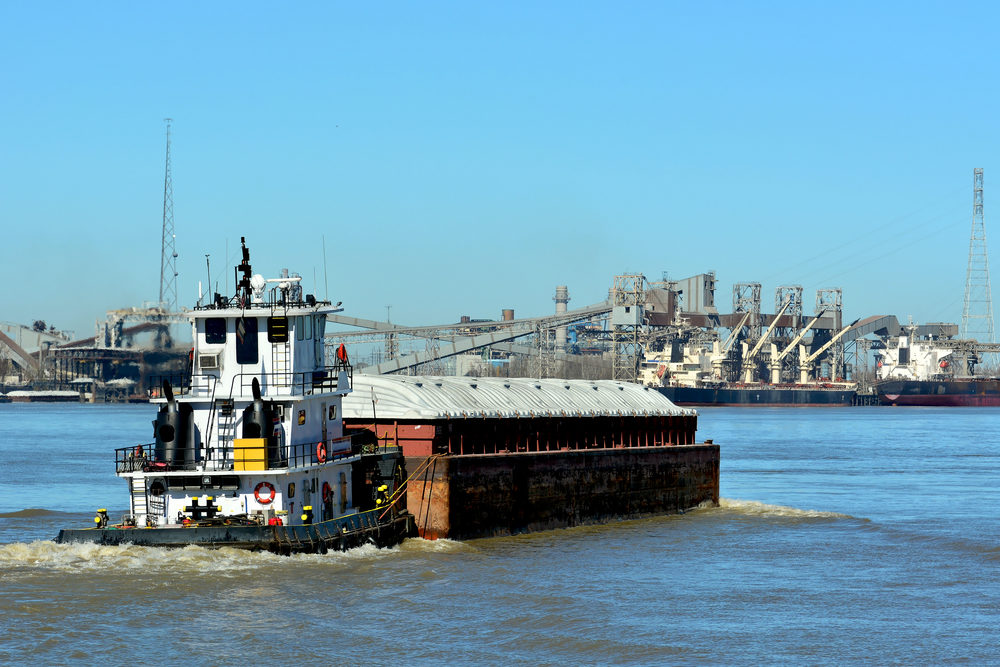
[236,317,259,364]
[205,318,226,344]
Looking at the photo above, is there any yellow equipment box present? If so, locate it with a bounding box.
[234,437,267,471]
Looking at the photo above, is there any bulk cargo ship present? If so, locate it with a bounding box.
[876,329,1000,406]
[638,317,858,407]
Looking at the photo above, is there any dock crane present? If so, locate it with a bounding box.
[711,310,753,381]
[798,319,860,383]
[769,309,826,384]
[741,299,793,383]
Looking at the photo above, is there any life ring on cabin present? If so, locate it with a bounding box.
[316,442,327,463]
[254,481,276,505]
[656,364,666,378]
[322,481,332,503]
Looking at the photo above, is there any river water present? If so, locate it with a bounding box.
[1,403,997,664]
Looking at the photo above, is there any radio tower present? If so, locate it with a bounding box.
[961,168,994,349]
[159,118,178,312]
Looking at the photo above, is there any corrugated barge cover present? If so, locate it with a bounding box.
[343,376,695,420]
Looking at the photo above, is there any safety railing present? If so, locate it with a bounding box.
[147,363,351,400]
[147,374,220,398]
[115,434,358,474]
[227,362,352,397]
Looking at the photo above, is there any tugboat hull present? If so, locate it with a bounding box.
[55,512,415,554]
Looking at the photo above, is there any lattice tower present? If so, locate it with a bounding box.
[732,282,762,341]
[815,288,844,379]
[774,285,803,339]
[611,273,646,382]
[962,168,995,351]
[531,324,555,378]
[159,118,178,311]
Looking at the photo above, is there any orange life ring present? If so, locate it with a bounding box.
[316,442,327,463]
[322,481,332,503]
[254,481,276,504]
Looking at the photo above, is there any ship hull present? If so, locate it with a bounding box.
[55,512,415,554]
[656,385,855,407]
[877,379,1000,406]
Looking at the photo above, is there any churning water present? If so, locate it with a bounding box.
[1,403,998,664]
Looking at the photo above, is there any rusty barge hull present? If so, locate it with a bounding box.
[405,444,719,540]
[345,414,717,541]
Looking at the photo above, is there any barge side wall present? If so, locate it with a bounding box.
[406,444,719,540]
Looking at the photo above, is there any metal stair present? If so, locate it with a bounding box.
[130,477,147,517]
[216,402,236,466]
[272,340,291,389]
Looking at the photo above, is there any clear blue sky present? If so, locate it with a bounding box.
[2,2,998,339]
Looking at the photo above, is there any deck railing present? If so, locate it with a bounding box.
[147,363,352,399]
[115,434,360,474]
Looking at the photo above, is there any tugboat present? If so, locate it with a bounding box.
[56,238,414,553]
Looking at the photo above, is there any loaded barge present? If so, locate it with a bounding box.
[343,376,719,540]
[56,239,413,553]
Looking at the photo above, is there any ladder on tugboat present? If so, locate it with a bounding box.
[272,340,291,389]
[216,401,236,467]
[130,476,147,518]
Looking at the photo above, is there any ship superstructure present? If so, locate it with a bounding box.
[874,326,1000,406]
[876,327,957,382]
[57,239,412,551]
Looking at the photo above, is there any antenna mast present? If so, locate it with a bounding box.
[961,168,994,351]
[159,118,178,311]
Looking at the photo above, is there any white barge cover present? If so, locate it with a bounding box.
[343,376,694,420]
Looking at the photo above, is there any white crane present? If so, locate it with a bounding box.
[741,299,793,383]
[710,310,753,381]
[769,309,827,384]
[798,319,860,383]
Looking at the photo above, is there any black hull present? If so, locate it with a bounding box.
[55,511,415,554]
[877,379,1000,406]
[656,385,855,407]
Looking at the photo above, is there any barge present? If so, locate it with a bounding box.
[344,376,719,540]
[56,238,414,553]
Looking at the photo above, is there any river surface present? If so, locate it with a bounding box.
[1,403,998,664]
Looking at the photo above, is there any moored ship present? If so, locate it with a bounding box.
[875,328,1000,406]
[639,329,857,407]
[655,382,856,407]
[55,238,414,552]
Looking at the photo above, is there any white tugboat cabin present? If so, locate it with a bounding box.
[57,238,412,552]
